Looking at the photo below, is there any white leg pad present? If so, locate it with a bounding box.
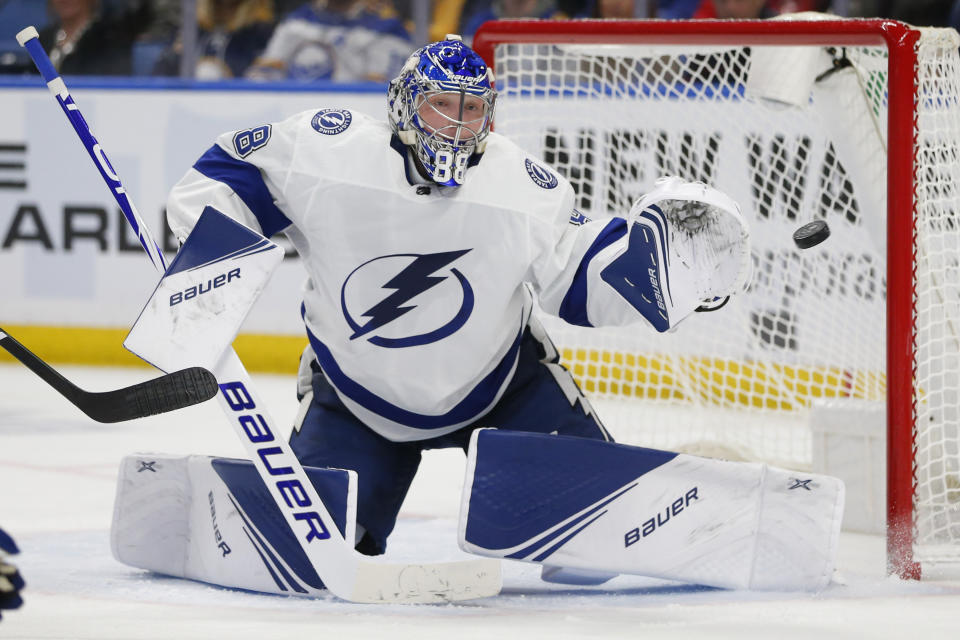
[460,431,844,592]
[111,454,193,578]
[749,465,846,590]
[111,453,356,596]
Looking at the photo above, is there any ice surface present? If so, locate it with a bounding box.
[1,362,959,639]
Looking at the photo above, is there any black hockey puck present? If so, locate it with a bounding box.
[793,220,831,249]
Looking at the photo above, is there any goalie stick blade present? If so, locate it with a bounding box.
[92,366,219,423]
[0,328,218,423]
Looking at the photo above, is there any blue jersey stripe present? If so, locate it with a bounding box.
[304,306,525,429]
[557,217,628,328]
[193,144,292,238]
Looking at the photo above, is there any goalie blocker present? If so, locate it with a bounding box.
[459,430,844,592]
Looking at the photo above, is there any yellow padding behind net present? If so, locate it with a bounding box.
[0,326,884,410]
[0,325,308,374]
[559,347,885,411]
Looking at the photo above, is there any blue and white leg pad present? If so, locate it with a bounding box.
[111,453,356,596]
[458,430,844,591]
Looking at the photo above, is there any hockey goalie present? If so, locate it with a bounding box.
[111,35,843,597]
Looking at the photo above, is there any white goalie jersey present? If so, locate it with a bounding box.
[167,108,747,442]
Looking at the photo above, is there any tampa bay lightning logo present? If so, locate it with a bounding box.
[311,109,352,135]
[340,249,474,348]
[525,158,558,189]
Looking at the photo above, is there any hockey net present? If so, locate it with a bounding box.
[474,17,960,577]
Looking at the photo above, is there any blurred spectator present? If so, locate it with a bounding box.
[693,0,827,18]
[594,0,640,16]
[394,0,474,42]
[426,0,470,42]
[460,1,589,41]
[586,0,703,18]
[273,0,309,19]
[876,0,954,26]
[655,0,702,18]
[577,0,705,19]
[246,0,411,82]
[135,0,182,43]
[771,0,831,13]
[0,0,51,74]
[692,0,776,18]
[37,0,150,75]
[152,0,275,79]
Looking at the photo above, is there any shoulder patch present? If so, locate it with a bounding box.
[524,158,559,189]
[311,109,353,135]
[233,125,271,158]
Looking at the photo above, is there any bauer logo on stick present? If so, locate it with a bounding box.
[793,220,831,249]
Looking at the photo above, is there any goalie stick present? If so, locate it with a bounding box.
[0,328,217,423]
[15,26,500,604]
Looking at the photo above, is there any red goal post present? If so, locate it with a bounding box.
[474,17,960,579]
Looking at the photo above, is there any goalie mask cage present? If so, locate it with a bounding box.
[474,17,960,579]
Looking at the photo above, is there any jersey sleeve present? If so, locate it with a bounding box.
[166,112,304,243]
[531,209,685,334]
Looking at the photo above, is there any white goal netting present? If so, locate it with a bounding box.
[488,22,960,567]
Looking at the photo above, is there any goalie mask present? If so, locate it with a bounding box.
[388,35,496,187]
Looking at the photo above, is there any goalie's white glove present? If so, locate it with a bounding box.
[602,177,751,332]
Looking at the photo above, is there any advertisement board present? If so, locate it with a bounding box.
[0,83,384,341]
